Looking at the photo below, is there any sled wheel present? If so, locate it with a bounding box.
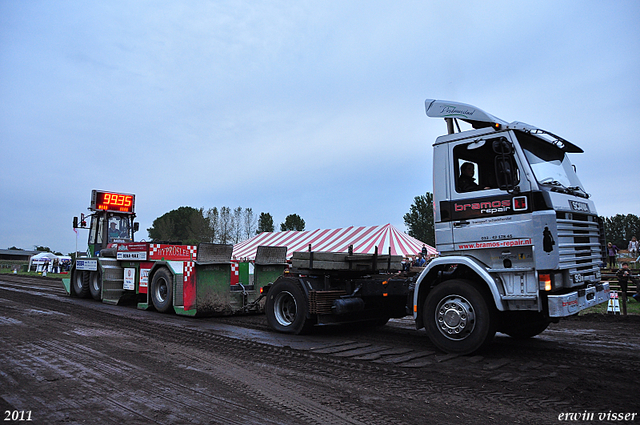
[150,268,173,313]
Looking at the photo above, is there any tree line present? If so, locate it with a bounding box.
[603,214,640,250]
[146,195,435,247]
[146,206,306,245]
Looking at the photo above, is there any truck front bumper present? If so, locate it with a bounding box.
[547,283,610,317]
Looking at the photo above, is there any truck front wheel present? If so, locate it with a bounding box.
[72,270,90,298]
[265,279,313,334]
[424,279,496,355]
[150,268,174,313]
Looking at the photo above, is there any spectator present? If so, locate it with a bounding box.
[616,262,638,314]
[607,242,619,269]
[628,236,639,260]
[401,257,410,271]
[414,253,426,267]
[421,244,428,257]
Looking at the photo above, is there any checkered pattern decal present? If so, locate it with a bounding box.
[183,260,196,311]
[184,261,195,283]
[230,260,239,285]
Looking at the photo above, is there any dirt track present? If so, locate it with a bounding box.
[1,275,639,425]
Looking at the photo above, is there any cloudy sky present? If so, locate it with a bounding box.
[1,1,639,255]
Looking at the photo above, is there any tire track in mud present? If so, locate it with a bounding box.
[176,351,389,425]
[12,339,269,425]
[0,313,285,424]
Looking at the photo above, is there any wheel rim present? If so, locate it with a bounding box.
[434,294,476,341]
[154,278,168,303]
[273,291,297,326]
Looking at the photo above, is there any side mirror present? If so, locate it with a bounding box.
[73,217,78,229]
[133,222,140,233]
[493,138,517,191]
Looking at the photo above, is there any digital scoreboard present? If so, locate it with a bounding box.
[90,190,135,214]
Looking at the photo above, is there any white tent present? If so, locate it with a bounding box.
[28,252,71,273]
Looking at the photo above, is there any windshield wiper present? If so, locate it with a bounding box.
[568,186,589,199]
[539,178,572,195]
[539,178,588,198]
[539,178,568,189]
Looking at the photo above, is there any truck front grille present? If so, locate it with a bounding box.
[556,212,602,284]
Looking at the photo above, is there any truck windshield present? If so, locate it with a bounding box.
[108,216,131,242]
[516,132,586,196]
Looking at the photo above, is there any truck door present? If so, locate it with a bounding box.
[447,133,533,252]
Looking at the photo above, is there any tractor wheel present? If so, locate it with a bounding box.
[150,268,174,313]
[265,279,313,334]
[423,279,497,355]
[89,271,102,301]
[72,270,90,298]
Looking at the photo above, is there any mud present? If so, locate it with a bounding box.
[0,275,638,425]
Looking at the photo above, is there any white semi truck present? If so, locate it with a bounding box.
[263,99,609,354]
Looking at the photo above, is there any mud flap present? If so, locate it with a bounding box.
[61,278,71,295]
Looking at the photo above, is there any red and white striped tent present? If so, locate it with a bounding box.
[232,224,437,261]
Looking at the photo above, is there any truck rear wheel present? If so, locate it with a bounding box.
[265,279,313,334]
[72,270,90,298]
[89,271,102,301]
[424,279,496,355]
[150,268,173,313]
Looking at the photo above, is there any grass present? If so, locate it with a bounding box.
[0,268,69,279]
[580,294,640,315]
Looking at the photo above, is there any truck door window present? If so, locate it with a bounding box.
[89,215,105,246]
[453,138,519,193]
[457,159,482,192]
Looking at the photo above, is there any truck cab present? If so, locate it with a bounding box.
[414,99,609,354]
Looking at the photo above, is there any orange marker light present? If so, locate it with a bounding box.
[539,273,552,291]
